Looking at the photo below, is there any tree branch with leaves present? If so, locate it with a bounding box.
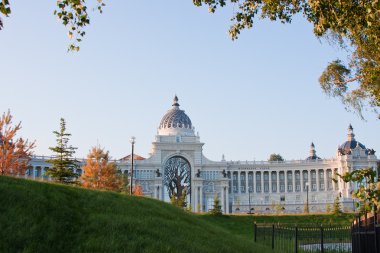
[337,168,380,214]
[193,0,380,119]
[2,1,379,117]
[0,0,105,52]
[0,110,35,176]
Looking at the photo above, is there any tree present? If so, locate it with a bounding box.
[2,2,379,117]
[163,157,191,203]
[326,204,331,213]
[0,110,35,176]
[337,167,379,214]
[268,153,284,162]
[170,190,187,208]
[0,0,105,51]
[46,118,79,183]
[133,184,143,196]
[81,146,127,192]
[333,196,343,215]
[209,194,223,215]
[192,0,380,119]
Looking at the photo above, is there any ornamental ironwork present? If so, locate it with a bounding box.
[163,156,191,199]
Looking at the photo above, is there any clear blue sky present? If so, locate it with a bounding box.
[0,1,378,161]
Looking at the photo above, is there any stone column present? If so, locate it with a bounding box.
[277,172,280,193]
[237,171,241,193]
[200,186,203,212]
[302,171,305,192]
[246,172,249,193]
[293,171,296,192]
[225,186,229,213]
[221,187,225,214]
[269,171,272,193]
[284,170,288,193]
[316,170,320,191]
[195,186,199,212]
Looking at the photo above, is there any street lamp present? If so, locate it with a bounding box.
[129,136,136,195]
[305,182,309,213]
[248,187,252,214]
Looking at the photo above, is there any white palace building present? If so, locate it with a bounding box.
[28,96,378,214]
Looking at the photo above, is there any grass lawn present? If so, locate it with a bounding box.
[0,176,354,253]
[0,176,278,253]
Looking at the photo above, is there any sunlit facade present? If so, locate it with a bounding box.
[28,96,378,214]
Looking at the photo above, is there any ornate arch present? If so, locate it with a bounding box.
[163,156,191,201]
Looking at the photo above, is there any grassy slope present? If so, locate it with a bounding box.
[0,176,274,253]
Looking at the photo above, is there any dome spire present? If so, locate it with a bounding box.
[172,95,179,107]
[309,142,316,157]
[347,124,355,141]
[306,142,320,160]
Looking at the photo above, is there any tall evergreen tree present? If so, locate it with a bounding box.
[46,118,79,183]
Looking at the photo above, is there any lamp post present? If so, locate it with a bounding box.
[305,182,309,213]
[248,187,252,214]
[129,136,136,195]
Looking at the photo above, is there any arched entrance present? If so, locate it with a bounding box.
[163,156,191,206]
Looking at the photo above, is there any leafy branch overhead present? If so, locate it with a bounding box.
[54,0,105,52]
[0,0,105,52]
[1,1,379,118]
[336,168,380,213]
[193,0,380,119]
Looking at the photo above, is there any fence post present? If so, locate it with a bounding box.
[254,222,257,242]
[320,225,324,253]
[375,206,378,253]
[272,224,275,249]
[295,226,298,253]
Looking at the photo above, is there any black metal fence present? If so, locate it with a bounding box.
[352,214,380,253]
[254,223,352,253]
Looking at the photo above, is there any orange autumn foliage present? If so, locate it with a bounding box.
[133,185,143,196]
[81,146,126,192]
[0,110,35,176]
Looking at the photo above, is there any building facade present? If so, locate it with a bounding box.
[28,96,378,214]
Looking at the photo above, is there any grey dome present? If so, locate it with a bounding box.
[306,155,321,160]
[159,96,192,130]
[339,141,366,155]
[338,124,367,155]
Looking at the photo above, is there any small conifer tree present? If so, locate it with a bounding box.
[209,195,223,215]
[46,118,79,183]
[333,196,343,215]
[326,204,332,213]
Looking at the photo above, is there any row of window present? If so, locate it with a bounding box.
[202,171,220,180]
[228,169,338,194]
